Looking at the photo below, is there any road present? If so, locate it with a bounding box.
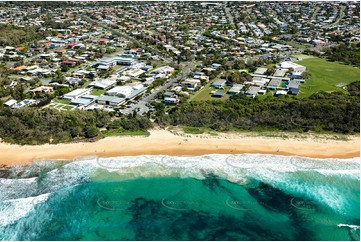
[311,6,320,20]
[80,14,204,115]
[224,5,235,29]
[80,14,173,63]
[322,5,346,29]
[122,61,199,115]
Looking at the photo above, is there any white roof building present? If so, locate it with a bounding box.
[279,62,306,72]
[151,65,175,74]
[106,86,133,98]
[123,68,145,77]
[64,88,91,100]
[117,76,131,82]
[89,79,116,89]
[4,99,17,107]
[132,84,144,90]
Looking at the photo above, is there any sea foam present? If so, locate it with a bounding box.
[0,154,359,237]
[0,193,49,227]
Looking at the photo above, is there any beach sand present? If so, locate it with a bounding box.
[0,129,359,167]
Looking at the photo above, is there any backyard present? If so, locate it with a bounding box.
[189,83,231,102]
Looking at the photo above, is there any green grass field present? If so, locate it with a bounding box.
[91,88,106,96]
[81,80,92,88]
[295,55,360,97]
[285,42,310,50]
[53,98,71,104]
[189,83,231,102]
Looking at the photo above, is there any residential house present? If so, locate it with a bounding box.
[275,90,288,96]
[212,91,225,98]
[245,86,261,98]
[287,79,301,89]
[3,99,17,107]
[211,79,227,89]
[180,78,201,92]
[210,63,222,69]
[164,97,179,105]
[254,67,268,75]
[273,69,287,78]
[228,84,244,94]
[151,66,175,75]
[267,78,282,90]
[164,91,177,98]
[30,86,54,94]
[288,87,300,95]
[13,99,38,108]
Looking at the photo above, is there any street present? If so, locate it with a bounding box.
[121,61,198,115]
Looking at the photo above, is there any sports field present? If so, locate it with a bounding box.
[295,55,360,97]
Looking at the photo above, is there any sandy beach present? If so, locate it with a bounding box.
[0,129,359,167]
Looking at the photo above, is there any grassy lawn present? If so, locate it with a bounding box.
[256,90,275,101]
[101,128,150,138]
[81,80,92,88]
[292,54,317,60]
[91,88,106,96]
[112,65,122,71]
[47,100,75,111]
[53,98,71,104]
[285,42,310,50]
[150,60,168,69]
[189,83,230,102]
[295,56,360,97]
[62,106,74,110]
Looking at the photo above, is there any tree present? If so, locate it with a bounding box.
[182,86,188,92]
[61,65,70,72]
[301,71,311,79]
[266,66,275,76]
[85,126,99,138]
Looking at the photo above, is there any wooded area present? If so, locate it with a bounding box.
[156,82,360,134]
[0,24,50,47]
[304,43,360,67]
[0,82,358,145]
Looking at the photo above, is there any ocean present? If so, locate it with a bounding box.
[0,154,359,241]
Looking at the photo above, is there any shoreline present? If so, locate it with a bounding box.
[0,129,359,167]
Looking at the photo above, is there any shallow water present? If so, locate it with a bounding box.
[0,154,359,241]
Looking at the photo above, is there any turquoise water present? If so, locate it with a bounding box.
[0,155,359,240]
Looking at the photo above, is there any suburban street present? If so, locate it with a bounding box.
[79,14,203,116]
[122,61,199,115]
[81,14,173,63]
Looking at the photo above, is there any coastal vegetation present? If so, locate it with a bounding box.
[155,82,360,135]
[0,82,358,145]
[100,128,150,138]
[0,106,154,145]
